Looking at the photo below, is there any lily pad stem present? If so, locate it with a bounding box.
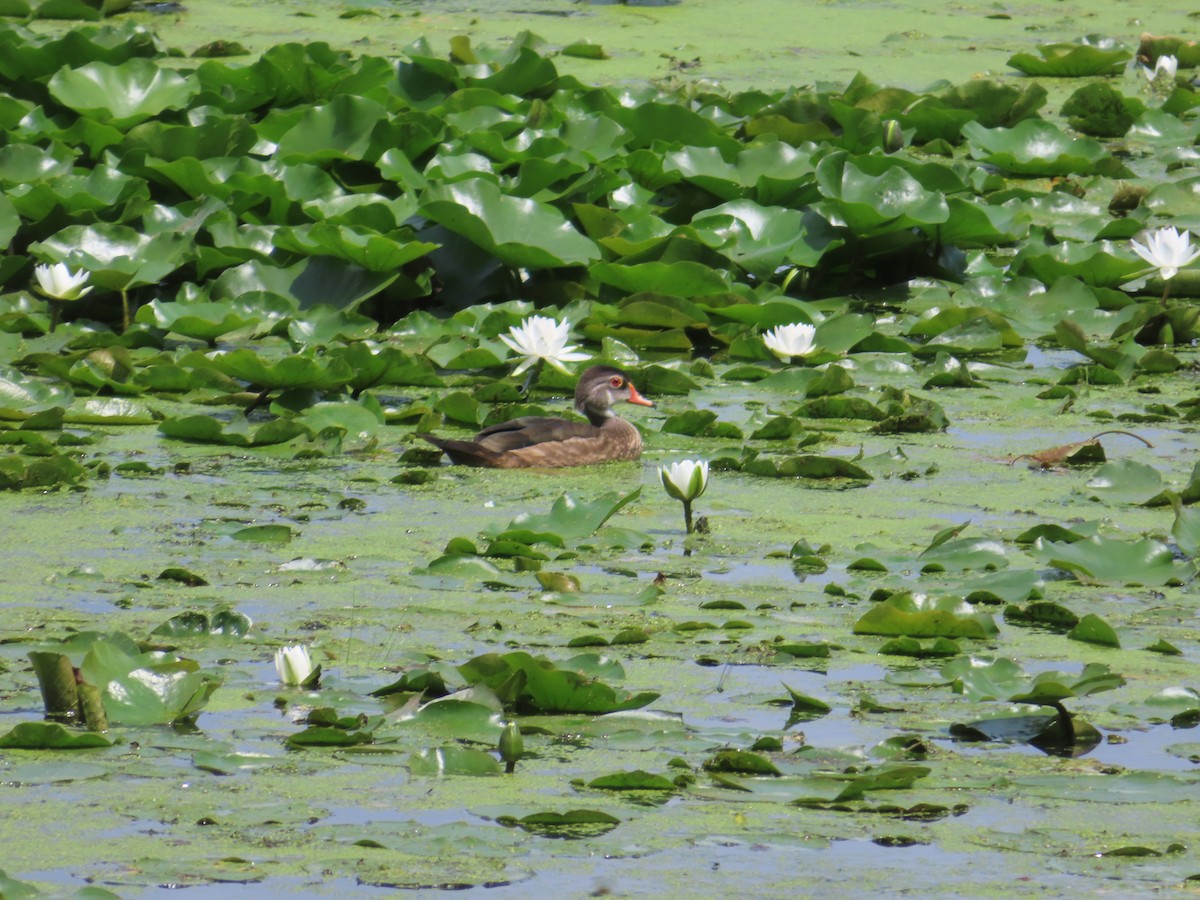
[244,387,272,417]
[519,358,544,398]
[121,288,130,332]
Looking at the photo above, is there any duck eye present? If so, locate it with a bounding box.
[609,376,623,388]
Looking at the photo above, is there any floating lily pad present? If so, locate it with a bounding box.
[1007,42,1131,77]
[151,609,252,638]
[498,809,620,837]
[409,745,502,776]
[1032,535,1184,586]
[703,750,782,776]
[490,489,642,546]
[963,119,1132,177]
[420,179,599,268]
[588,770,678,791]
[854,592,998,639]
[457,651,658,714]
[0,722,112,749]
[159,415,310,447]
[48,58,198,128]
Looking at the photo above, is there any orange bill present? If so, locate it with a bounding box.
[627,383,654,407]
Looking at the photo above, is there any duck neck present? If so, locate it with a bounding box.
[580,404,614,428]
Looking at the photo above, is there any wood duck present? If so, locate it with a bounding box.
[418,366,654,468]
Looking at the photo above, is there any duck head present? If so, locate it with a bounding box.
[574,365,654,424]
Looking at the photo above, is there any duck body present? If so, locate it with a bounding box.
[418,366,653,469]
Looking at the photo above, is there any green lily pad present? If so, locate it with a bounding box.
[79,636,221,726]
[286,726,374,748]
[201,348,357,392]
[781,683,832,720]
[1061,82,1142,137]
[877,637,962,658]
[963,119,1131,177]
[742,454,872,480]
[831,765,931,801]
[489,489,641,546]
[703,750,782,776]
[420,179,598,268]
[151,609,252,638]
[48,58,197,128]
[854,592,998,639]
[499,809,620,837]
[232,524,293,544]
[409,745,502,776]
[588,770,678,791]
[456,650,658,714]
[1003,601,1079,632]
[1032,535,1184,586]
[1084,460,1163,504]
[1007,42,1131,77]
[814,152,949,233]
[159,415,310,447]
[1067,613,1120,648]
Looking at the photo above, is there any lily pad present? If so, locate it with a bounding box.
[1031,535,1184,586]
[0,722,112,750]
[1007,42,1131,77]
[854,592,999,639]
[963,119,1132,177]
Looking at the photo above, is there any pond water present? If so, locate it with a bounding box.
[3,0,1200,896]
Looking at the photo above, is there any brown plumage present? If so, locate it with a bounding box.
[417,365,654,468]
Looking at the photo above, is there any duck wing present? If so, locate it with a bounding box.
[473,416,599,452]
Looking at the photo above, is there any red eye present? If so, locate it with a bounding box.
[610,376,623,387]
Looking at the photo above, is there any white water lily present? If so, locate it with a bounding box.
[660,459,709,503]
[660,459,709,535]
[33,263,93,302]
[499,314,590,376]
[762,322,817,361]
[275,644,314,686]
[1143,54,1177,83]
[1130,226,1200,281]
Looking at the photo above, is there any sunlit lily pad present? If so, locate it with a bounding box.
[79,635,221,725]
[201,348,357,392]
[588,770,678,791]
[854,592,998,639]
[489,489,642,546]
[151,609,252,638]
[48,58,197,128]
[963,120,1132,177]
[1007,42,1131,77]
[457,650,658,714]
[1084,460,1163,504]
[159,415,310,446]
[1031,535,1185,586]
[0,722,112,749]
[420,179,599,268]
[497,809,620,837]
[409,745,502,776]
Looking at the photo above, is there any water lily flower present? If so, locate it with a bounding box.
[275,644,314,686]
[498,720,523,774]
[661,459,709,503]
[1130,226,1200,281]
[1143,54,1177,83]
[33,263,93,302]
[762,323,817,362]
[499,314,590,376]
[660,459,709,535]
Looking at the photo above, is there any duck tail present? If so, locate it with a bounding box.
[416,433,501,467]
